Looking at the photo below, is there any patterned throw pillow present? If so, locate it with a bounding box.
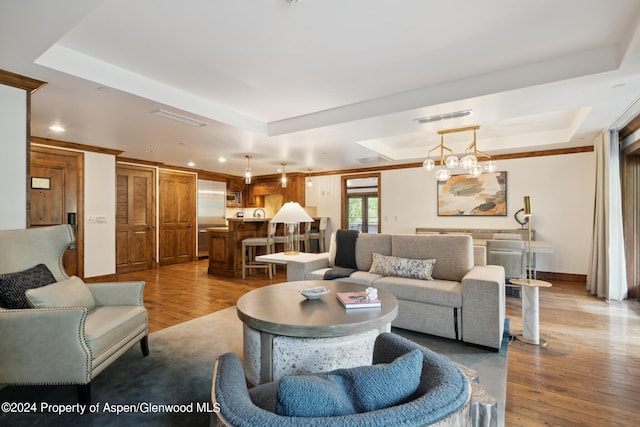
[0,264,57,309]
[369,253,436,280]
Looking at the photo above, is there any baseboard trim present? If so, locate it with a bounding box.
[84,273,119,283]
[536,271,586,283]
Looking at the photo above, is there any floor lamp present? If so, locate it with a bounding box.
[272,202,313,255]
[509,196,552,346]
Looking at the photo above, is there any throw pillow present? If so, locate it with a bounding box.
[334,348,423,412]
[276,374,355,417]
[25,276,96,310]
[0,263,57,309]
[369,253,436,280]
[275,348,423,417]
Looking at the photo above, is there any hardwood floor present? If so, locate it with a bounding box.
[117,260,640,426]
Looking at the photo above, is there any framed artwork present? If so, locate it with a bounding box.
[437,171,507,216]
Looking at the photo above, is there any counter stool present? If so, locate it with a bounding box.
[308,217,328,252]
[242,221,276,279]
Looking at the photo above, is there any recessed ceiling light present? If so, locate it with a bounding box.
[188,162,195,167]
[218,156,227,162]
[49,125,65,132]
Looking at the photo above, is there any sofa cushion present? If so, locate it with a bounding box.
[341,270,384,285]
[355,234,392,271]
[374,277,463,307]
[84,306,148,358]
[369,253,436,280]
[275,348,423,417]
[25,276,96,310]
[391,234,473,282]
[0,263,57,309]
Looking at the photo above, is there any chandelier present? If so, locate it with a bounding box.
[423,125,497,181]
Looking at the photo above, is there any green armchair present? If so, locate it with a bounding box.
[0,225,149,403]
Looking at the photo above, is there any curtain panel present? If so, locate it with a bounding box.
[587,131,628,301]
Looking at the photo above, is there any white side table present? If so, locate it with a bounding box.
[508,278,552,346]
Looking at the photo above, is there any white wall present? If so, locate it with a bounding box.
[306,151,595,275]
[83,151,116,277]
[0,84,27,230]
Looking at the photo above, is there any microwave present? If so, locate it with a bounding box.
[226,192,242,207]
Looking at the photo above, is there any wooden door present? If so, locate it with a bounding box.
[29,146,84,277]
[116,165,156,273]
[159,171,196,266]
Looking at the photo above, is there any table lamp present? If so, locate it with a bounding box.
[271,202,314,255]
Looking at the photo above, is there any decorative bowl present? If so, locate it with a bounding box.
[299,286,329,300]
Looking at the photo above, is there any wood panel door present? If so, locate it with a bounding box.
[29,146,84,277]
[116,165,156,273]
[159,171,196,266]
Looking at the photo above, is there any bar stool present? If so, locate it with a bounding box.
[242,221,276,279]
[308,217,328,252]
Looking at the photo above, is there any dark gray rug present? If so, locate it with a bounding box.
[0,307,508,426]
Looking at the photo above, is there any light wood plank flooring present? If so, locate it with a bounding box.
[117,260,640,426]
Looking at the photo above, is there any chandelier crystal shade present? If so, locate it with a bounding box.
[422,125,496,181]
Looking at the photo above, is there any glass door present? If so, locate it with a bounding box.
[342,173,380,233]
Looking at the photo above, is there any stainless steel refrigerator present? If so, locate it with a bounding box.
[197,179,227,258]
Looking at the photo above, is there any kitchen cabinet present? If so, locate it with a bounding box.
[246,173,305,207]
[208,219,270,277]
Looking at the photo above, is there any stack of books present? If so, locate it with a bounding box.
[336,291,381,309]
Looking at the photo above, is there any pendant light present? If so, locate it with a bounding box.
[245,155,252,184]
[306,169,313,187]
[281,163,287,188]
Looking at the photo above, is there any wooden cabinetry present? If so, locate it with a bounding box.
[208,219,270,278]
[246,173,305,207]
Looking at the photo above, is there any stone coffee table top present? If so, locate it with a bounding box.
[236,280,398,338]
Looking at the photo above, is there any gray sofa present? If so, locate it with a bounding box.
[286,233,505,350]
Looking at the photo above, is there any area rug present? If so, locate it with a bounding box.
[0,307,508,426]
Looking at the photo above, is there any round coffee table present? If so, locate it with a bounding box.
[237,280,398,385]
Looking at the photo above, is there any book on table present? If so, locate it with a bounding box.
[336,291,381,309]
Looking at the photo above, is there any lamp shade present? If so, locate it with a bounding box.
[271,202,314,223]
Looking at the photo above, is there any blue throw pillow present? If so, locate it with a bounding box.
[276,374,355,417]
[336,348,423,412]
[275,348,423,417]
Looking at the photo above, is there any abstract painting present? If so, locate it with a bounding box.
[437,171,507,216]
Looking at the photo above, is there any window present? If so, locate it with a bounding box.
[341,173,380,233]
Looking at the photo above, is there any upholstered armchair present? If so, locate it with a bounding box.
[212,332,483,426]
[0,225,149,403]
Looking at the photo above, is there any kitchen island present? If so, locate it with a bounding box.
[207,218,271,278]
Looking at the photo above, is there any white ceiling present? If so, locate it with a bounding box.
[3,0,640,177]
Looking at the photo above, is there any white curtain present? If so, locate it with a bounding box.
[587,131,628,301]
